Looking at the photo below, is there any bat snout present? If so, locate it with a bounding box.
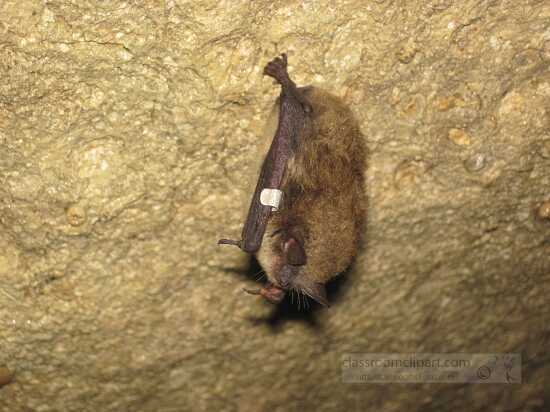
[275,264,298,290]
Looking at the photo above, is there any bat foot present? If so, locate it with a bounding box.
[263,53,290,85]
[264,53,313,115]
[244,283,286,304]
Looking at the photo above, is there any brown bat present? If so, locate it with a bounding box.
[219,53,365,307]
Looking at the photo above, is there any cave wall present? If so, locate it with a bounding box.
[1,1,550,411]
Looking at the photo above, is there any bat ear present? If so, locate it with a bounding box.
[304,282,329,307]
[283,237,307,266]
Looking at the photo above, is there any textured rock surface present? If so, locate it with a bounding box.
[1,1,550,411]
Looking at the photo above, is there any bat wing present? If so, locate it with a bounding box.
[237,143,286,253]
[219,53,310,254]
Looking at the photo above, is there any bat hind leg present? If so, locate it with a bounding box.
[263,54,312,114]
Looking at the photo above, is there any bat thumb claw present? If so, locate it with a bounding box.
[218,238,242,248]
[243,288,262,295]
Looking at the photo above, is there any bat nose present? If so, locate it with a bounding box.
[277,264,294,289]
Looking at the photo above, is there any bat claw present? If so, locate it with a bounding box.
[218,238,242,248]
[263,53,290,84]
[243,284,286,304]
[263,53,312,115]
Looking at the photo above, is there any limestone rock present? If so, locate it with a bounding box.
[1,1,549,411]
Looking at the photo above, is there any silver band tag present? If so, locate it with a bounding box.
[260,188,283,211]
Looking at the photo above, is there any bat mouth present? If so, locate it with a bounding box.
[274,263,296,290]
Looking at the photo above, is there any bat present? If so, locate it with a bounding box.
[218,53,366,307]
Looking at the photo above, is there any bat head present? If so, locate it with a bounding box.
[256,232,329,307]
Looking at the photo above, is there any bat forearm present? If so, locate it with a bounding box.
[219,53,310,254]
